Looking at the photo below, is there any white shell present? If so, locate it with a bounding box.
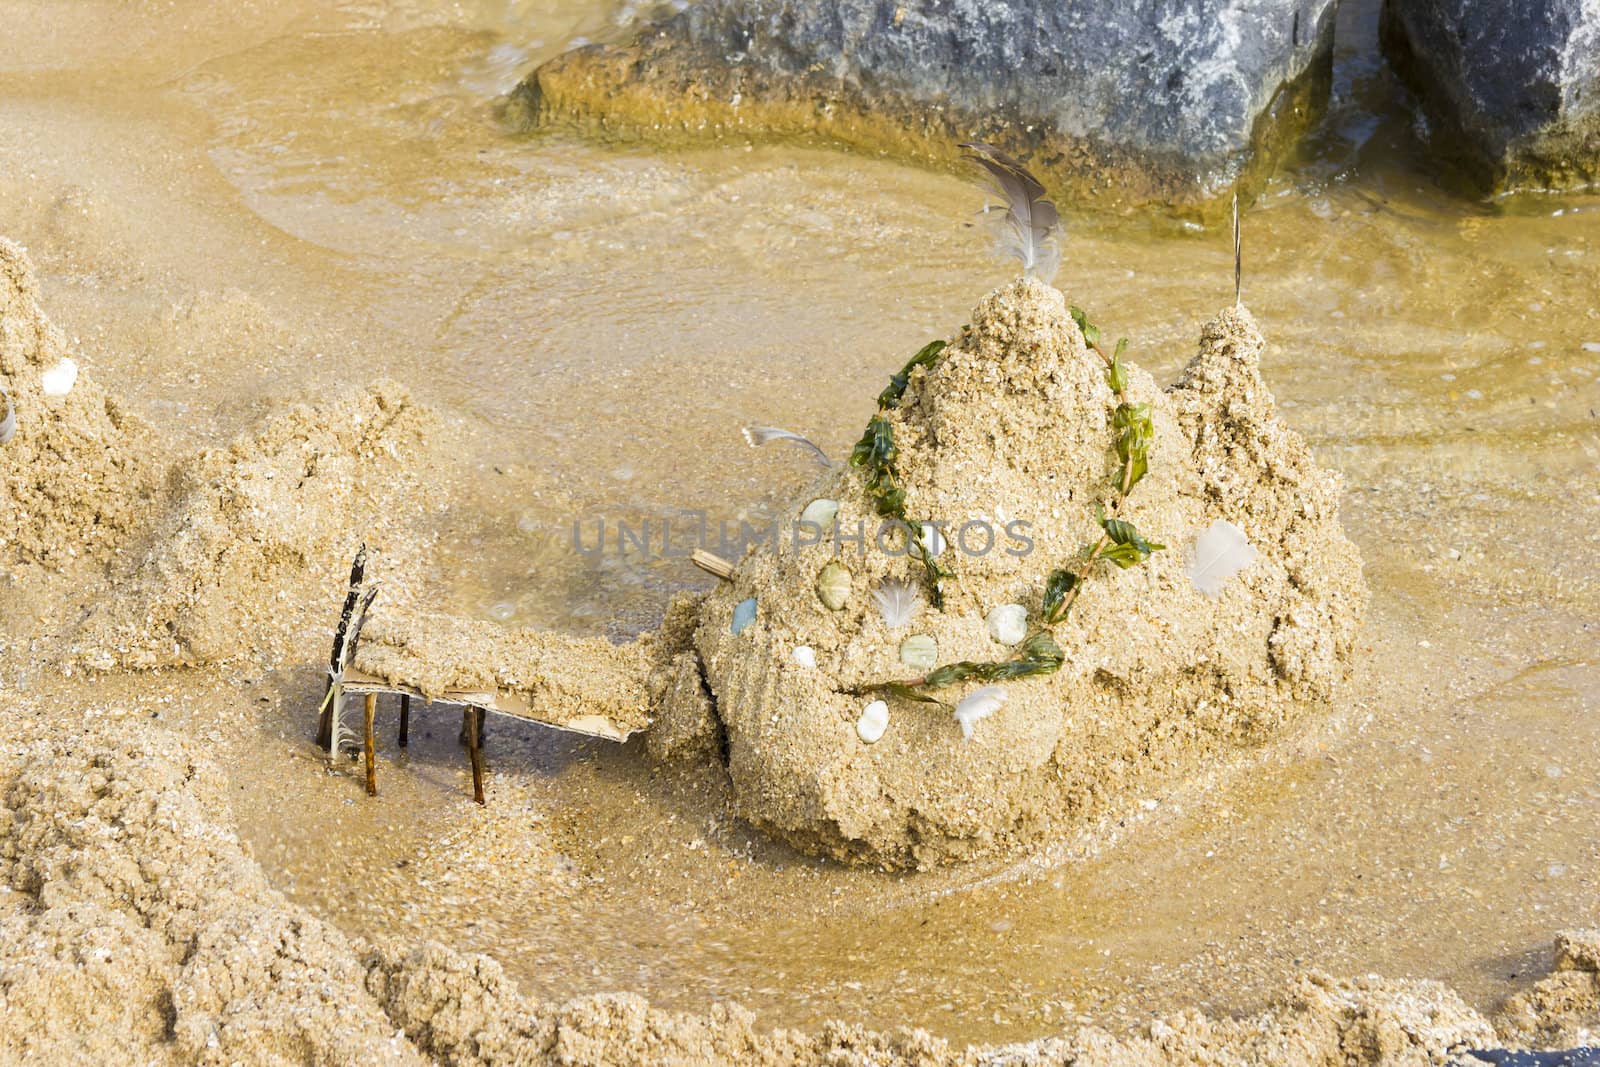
[918,523,946,558]
[856,699,889,744]
[41,358,77,397]
[985,603,1028,646]
[799,498,840,531]
[791,645,817,669]
[899,634,938,671]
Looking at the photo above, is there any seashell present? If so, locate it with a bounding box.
[791,645,817,669]
[731,597,758,635]
[985,604,1028,646]
[815,561,852,611]
[0,387,13,445]
[918,523,946,559]
[856,699,889,744]
[41,358,77,397]
[899,634,938,671]
[799,497,840,532]
[488,601,516,622]
[954,686,1008,740]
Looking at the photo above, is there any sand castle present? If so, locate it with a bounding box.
[642,277,1368,868]
[329,272,1367,869]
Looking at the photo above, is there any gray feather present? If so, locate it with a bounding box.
[742,425,832,467]
[960,142,1061,282]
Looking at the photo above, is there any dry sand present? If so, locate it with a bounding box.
[3,237,1598,1063]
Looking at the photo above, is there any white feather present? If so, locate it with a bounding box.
[41,357,77,397]
[954,685,1008,740]
[741,425,831,467]
[1187,519,1259,596]
[0,387,14,445]
[871,578,920,628]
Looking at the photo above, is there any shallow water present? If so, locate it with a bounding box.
[3,0,1599,1047]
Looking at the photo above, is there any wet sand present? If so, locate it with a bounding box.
[1,0,1598,1054]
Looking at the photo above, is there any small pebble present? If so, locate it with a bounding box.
[856,700,889,744]
[986,604,1028,646]
[731,597,758,635]
[791,645,817,669]
[488,602,516,622]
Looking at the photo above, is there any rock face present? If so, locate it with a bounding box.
[1381,0,1600,191]
[687,278,1367,869]
[513,0,1338,212]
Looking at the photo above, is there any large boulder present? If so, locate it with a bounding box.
[1381,0,1600,192]
[511,0,1338,213]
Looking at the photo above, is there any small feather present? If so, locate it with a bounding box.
[742,425,831,467]
[954,685,1008,740]
[1187,519,1259,596]
[40,357,77,397]
[960,142,1061,282]
[871,577,920,628]
[0,387,14,445]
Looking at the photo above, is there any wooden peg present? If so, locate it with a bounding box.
[691,549,736,581]
[398,694,411,748]
[363,693,378,797]
[465,706,485,805]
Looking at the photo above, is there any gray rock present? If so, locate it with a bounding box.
[1381,0,1600,191]
[514,0,1338,212]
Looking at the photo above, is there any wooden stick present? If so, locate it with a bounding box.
[465,707,485,805]
[398,694,411,748]
[691,549,736,581]
[364,693,378,797]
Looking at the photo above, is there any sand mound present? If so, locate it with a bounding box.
[2,713,1595,1066]
[0,238,162,570]
[0,722,425,1065]
[70,380,437,670]
[686,278,1368,867]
